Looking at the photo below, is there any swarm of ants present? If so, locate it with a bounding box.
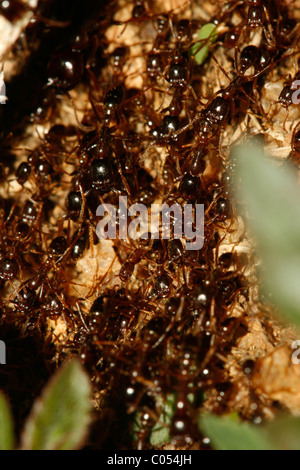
[0,0,300,450]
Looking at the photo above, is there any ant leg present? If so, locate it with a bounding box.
[211,52,232,83]
[76,301,89,332]
[262,5,276,50]
[65,92,95,132]
[282,107,290,132]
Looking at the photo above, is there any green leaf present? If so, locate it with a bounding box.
[265,415,300,450]
[149,393,176,447]
[231,143,300,326]
[190,23,218,65]
[21,360,92,450]
[200,414,275,450]
[0,391,15,450]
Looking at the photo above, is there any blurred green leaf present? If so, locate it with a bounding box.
[21,360,92,450]
[200,414,275,450]
[149,393,176,447]
[231,143,300,326]
[265,415,300,450]
[190,23,218,65]
[0,391,15,450]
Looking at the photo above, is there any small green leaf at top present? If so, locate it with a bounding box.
[199,414,275,450]
[0,391,15,450]
[190,23,218,66]
[21,359,92,450]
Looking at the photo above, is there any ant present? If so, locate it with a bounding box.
[285,123,300,167]
[273,61,300,130]
[217,0,277,50]
[119,242,151,282]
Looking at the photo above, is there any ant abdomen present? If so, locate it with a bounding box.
[179,174,201,201]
